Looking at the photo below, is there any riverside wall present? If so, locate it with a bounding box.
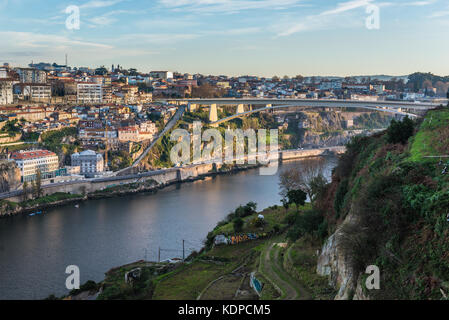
[1,147,346,204]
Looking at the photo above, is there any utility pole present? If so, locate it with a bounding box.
[158,247,160,263]
[104,123,109,171]
[182,240,185,261]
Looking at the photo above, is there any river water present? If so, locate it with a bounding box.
[0,157,337,300]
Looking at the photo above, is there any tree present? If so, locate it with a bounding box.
[233,218,244,233]
[386,116,414,144]
[285,189,307,212]
[22,181,29,202]
[279,158,326,201]
[33,170,43,198]
[309,174,328,202]
[95,66,108,76]
[294,75,304,82]
[281,198,289,212]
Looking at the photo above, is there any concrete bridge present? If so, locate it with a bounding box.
[167,98,441,125]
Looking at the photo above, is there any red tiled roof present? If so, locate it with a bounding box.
[10,150,57,160]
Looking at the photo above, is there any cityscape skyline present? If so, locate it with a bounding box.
[1,0,448,77]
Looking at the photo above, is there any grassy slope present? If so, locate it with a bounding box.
[322,108,449,299]
[409,109,449,162]
[152,206,292,300]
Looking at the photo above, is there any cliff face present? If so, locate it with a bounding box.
[316,211,369,300]
[0,161,21,193]
[299,111,387,148]
[302,130,377,148]
[315,109,449,300]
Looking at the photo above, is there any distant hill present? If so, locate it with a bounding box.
[304,75,409,83]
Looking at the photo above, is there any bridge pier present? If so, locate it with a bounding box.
[236,104,245,114]
[209,104,218,122]
[188,103,198,112]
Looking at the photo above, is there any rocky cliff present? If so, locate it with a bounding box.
[314,109,449,300]
[0,160,21,193]
[316,211,368,300]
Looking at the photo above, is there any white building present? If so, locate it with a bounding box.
[15,68,47,83]
[0,79,14,104]
[10,149,60,182]
[77,82,103,104]
[149,71,173,80]
[0,67,8,79]
[71,150,104,176]
[14,83,51,102]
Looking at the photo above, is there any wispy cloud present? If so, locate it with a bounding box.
[276,0,436,36]
[319,0,372,16]
[79,0,124,9]
[158,0,304,14]
[0,31,113,49]
[87,9,142,27]
[278,0,373,36]
[428,3,449,18]
[113,32,200,44]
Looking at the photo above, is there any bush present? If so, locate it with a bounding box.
[287,209,324,241]
[253,217,265,228]
[386,116,414,144]
[233,218,244,232]
[334,178,349,219]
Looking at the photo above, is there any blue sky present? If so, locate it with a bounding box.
[0,0,447,76]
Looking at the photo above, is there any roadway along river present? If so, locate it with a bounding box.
[0,157,337,300]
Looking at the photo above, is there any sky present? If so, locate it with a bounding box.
[0,0,448,77]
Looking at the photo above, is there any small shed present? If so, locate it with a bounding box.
[214,234,229,246]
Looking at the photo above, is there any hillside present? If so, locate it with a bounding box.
[57,108,449,301]
[315,107,449,299]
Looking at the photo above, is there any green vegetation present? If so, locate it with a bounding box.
[284,189,307,213]
[109,150,133,171]
[19,192,82,207]
[0,120,21,137]
[153,205,294,300]
[354,112,393,129]
[315,108,449,299]
[40,127,78,164]
[286,239,336,299]
[386,116,415,145]
[98,262,157,300]
[409,109,449,162]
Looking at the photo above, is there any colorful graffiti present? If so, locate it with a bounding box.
[214,231,273,246]
[228,233,269,245]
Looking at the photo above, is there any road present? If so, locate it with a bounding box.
[167,98,443,110]
[260,242,311,300]
[115,105,186,175]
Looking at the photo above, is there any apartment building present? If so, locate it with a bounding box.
[71,150,104,176]
[15,68,47,84]
[149,71,173,80]
[14,83,52,102]
[0,79,14,104]
[77,82,103,104]
[117,121,157,143]
[10,149,60,182]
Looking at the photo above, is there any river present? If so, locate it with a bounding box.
[0,157,337,300]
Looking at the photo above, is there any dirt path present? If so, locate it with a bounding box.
[260,242,311,300]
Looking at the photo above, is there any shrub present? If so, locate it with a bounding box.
[287,209,324,241]
[233,218,244,233]
[386,116,414,144]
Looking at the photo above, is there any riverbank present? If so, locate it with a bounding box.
[0,147,345,218]
[0,163,262,218]
[60,202,335,301]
